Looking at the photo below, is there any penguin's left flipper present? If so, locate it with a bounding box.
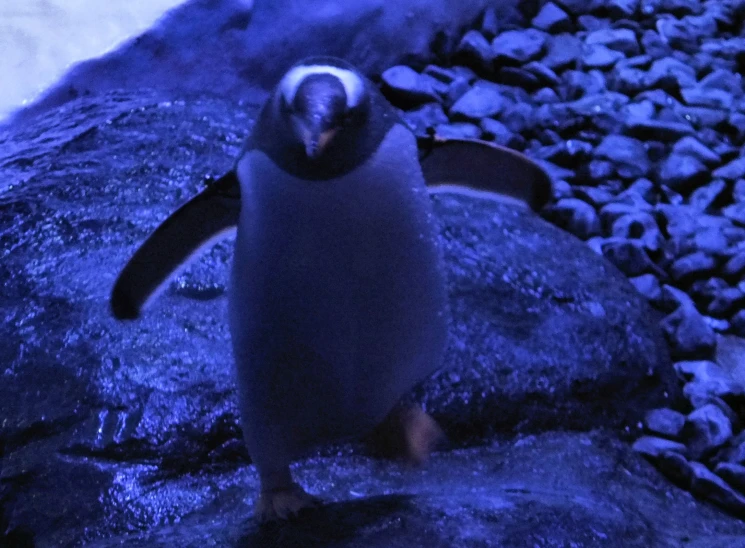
[110,171,241,320]
[418,135,553,212]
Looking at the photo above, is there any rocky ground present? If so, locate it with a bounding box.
[3,0,745,546]
[378,0,745,523]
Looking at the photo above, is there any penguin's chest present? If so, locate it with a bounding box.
[229,148,448,439]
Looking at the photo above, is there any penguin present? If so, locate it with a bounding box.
[110,56,552,521]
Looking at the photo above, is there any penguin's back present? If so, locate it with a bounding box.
[229,123,449,464]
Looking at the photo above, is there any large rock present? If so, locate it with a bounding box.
[0,93,675,544]
[4,0,521,125]
[81,432,745,546]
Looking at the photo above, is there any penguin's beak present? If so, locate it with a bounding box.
[292,116,338,159]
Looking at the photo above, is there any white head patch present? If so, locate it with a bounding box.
[279,65,365,109]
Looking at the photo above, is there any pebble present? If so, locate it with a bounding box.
[381,66,445,104]
[644,408,686,439]
[594,135,650,179]
[532,2,573,33]
[657,153,709,195]
[669,251,718,283]
[479,119,522,148]
[688,180,727,212]
[624,119,695,142]
[689,461,745,518]
[433,122,481,140]
[611,212,663,251]
[722,251,745,279]
[449,84,507,120]
[723,203,745,227]
[542,198,602,240]
[602,240,658,276]
[632,435,688,458]
[671,136,720,166]
[585,28,639,56]
[661,302,716,358]
[629,273,663,302]
[682,404,733,460]
[455,30,494,72]
[492,29,548,64]
[715,462,745,494]
[542,33,583,71]
[707,288,745,317]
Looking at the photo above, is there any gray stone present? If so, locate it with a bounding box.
[533,87,560,103]
[734,180,745,203]
[449,84,506,120]
[641,29,672,58]
[689,461,745,518]
[669,251,718,284]
[723,203,745,227]
[714,158,745,181]
[581,44,625,69]
[632,435,688,457]
[479,118,521,148]
[601,240,658,277]
[723,252,745,279]
[661,304,716,358]
[594,135,650,179]
[655,450,694,488]
[402,103,449,136]
[658,153,709,194]
[625,119,695,142]
[682,404,733,460]
[671,136,720,166]
[381,65,445,104]
[628,273,662,302]
[542,34,582,71]
[733,312,745,338]
[455,30,494,71]
[689,180,727,212]
[707,288,745,317]
[585,28,639,56]
[532,2,573,33]
[715,462,745,494]
[612,66,647,94]
[542,198,602,240]
[645,56,697,89]
[644,408,686,439]
[600,0,640,18]
[681,87,734,110]
[492,29,548,64]
[521,62,561,88]
[573,186,615,208]
[433,122,482,140]
[611,212,663,252]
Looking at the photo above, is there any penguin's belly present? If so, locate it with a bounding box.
[229,128,448,464]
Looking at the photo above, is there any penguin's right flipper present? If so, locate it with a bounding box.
[110,170,241,320]
[417,135,553,212]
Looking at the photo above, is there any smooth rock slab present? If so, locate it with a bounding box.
[68,432,745,546]
[0,92,675,544]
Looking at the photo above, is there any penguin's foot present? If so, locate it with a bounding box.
[367,404,446,465]
[255,483,321,522]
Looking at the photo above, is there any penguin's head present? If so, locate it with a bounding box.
[275,60,369,159]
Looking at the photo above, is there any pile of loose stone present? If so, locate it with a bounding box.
[379,0,745,520]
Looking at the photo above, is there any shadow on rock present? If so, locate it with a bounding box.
[240,495,415,548]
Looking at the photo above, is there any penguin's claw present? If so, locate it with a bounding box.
[255,483,321,522]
